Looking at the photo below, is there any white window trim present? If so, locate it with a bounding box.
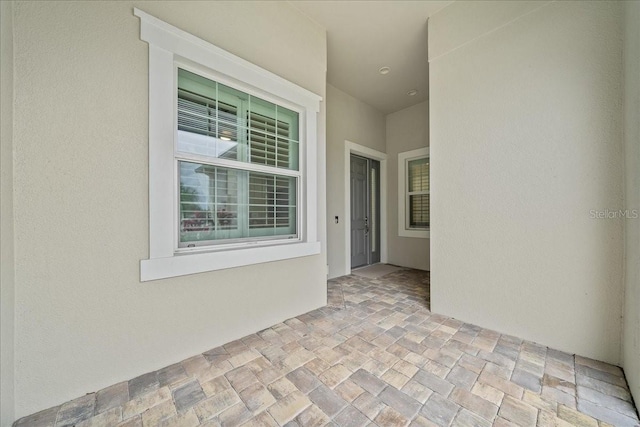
[398,147,430,239]
[135,9,322,281]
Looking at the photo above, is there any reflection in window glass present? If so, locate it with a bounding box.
[179,161,296,247]
[177,69,298,169]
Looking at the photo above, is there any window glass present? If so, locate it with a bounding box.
[177,68,298,169]
[176,68,300,248]
[409,194,429,228]
[179,161,297,247]
[248,172,297,237]
[179,162,240,245]
[408,158,429,192]
[407,157,429,229]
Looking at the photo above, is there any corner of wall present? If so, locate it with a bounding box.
[622,0,640,407]
[384,101,430,271]
[1,1,16,425]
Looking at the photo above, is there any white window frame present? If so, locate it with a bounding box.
[135,9,321,281]
[398,147,430,239]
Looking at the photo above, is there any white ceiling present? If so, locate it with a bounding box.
[290,1,452,114]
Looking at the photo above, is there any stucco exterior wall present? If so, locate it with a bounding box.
[429,1,624,363]
[386,101,430,271]
[1,2,16,425]
[622,0,640,406]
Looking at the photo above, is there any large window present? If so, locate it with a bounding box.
[136,9,321,281]
[398,148,430,238]
[176,69,299,248]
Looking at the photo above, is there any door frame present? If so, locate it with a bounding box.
[344,140,388,276]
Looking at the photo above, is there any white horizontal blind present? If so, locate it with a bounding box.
[248,172,296,232]
[177,91,214,137]
[408,158,429,228]
[248,112,291,168]
[177,88,239,160]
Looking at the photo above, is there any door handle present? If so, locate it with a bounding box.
[365,216,369,234]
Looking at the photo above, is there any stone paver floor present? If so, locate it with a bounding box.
[15,268,640,426]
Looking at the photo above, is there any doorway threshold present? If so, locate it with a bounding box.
[352,263,404,279]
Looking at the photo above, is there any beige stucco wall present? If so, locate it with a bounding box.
[623,0,640,406]
[11,1,327,419]
[427,1,552,62]
[386,101,430,271]
[429,1,624,363]
[326,84,386,278]
[1,2,15,425]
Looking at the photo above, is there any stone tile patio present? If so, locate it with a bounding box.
[14,268,640,426]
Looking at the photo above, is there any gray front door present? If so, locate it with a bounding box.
[351,155,369,268]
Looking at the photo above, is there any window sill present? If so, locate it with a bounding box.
[399,229,430,239]
[140,241,321,281]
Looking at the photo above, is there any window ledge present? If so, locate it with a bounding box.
[141,241,321,281]
[399,229,430,239]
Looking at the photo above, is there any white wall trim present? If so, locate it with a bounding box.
[398,147,430,239]
[142,242,321,281]
[134,8,321,110]
[344,141,388,276]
